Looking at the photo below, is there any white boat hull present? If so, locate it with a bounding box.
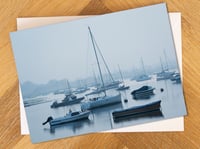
[81,94,121,110]
[50,111,90,126]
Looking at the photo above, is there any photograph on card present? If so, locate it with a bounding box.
[10,3,186,143]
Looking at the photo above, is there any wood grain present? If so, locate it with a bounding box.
[0,0,200,148]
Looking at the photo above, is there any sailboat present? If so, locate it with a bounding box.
[116,65,130,91]
[51,80,84,108]
[81,27,121,111]
[170,72,181,83]
[135,58,151,82]
[156,51,175,81]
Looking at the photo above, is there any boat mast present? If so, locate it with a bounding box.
[92,69,99,88]
[164,49,169,71]
[93,36,115,83]
[88,27,106,96]
[141,57,146,75]
[160,57,164,72]
[118,65,124,85]
[66,80,72,94]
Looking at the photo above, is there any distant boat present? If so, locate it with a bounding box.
[86,81,120,96]
[170,72,181,83]
[86,88,105,96]
[135,74,152,82]
[51,95,84,108]
[54,89,65,95]
[81,27,121,111]
[131,85,155,99]
[74,88,88,94]
[42,110,90,126]
[74,80,90,94]
[74,86,89,94]
[103,80,121,90]
[156,53,175,81]
[112,100,162,122]
[116,65,130,91]
[51,80,84,108]
[156,70,174,81]
[135,58,151,82]
[86,71,105,96]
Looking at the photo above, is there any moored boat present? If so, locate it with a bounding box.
[135,75,151,82]
[43,110,90,126]
[81,94,121,110]
[135,58,151,82]
[170,73,181,83]
[156,54,175,81]
[86,87,105,96]
[131,85,155,99]
[112,100,162,122]
[51,94,84,108]
[81,27,122,111]
[74,87,89,94]
[116,65,130,91]
[156,70,174,81]
[51,80,85,108]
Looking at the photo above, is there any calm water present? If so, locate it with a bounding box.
[25,77,186,143]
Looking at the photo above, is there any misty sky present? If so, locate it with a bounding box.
[11,3,179,84]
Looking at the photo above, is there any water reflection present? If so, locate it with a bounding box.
[113,109,163,123]
[44,119,93,134]
[25,79,186,143]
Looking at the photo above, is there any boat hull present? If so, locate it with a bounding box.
[50,111,90,126]
[156,71,174,81]
[116,86,130,91]
[81,94,121,110]
[136,76,151,82]
[86,89,105,96]
[131,86,155,99]
[112,100,162,122]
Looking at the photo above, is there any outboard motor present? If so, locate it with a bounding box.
[42,116,53,125]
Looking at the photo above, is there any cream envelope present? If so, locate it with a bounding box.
[17,13,183,135]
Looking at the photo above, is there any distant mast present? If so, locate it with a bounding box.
[92,69,98,87]
[160,57,164,72]
[164,49,169,71]
[141,57,146,75]
[118,65,124,85]
[65,79,72,94]
[88,26,106,96]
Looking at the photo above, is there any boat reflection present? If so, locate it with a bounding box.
[113,109,163,123]
[47,119,93,134]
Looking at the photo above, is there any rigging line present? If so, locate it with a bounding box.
[86,31,90,81]
[92,33,115,83]
[65,79,71,94]
[160,57,164,72]
[88,26,106,96]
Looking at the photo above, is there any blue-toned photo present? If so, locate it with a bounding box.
[10,3,186,143]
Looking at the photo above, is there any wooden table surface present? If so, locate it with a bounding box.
[0,0,200,148]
